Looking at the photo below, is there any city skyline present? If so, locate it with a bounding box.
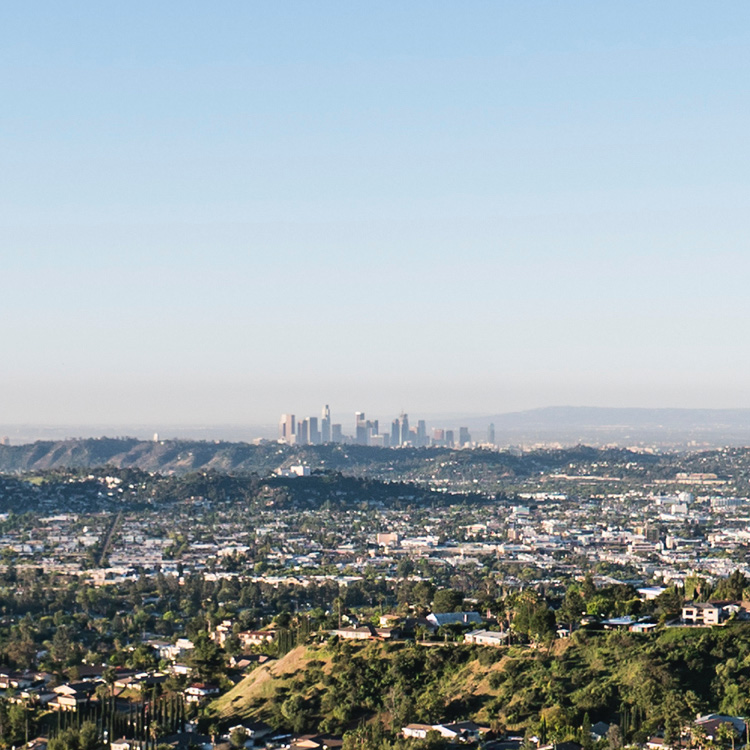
[279,405,479,448]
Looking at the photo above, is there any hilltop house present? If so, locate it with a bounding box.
[681,602,746,626]
[464,629,509,647]
[426,612,482,629]
[331,625,376,640]
[185,683,220,703]
[51,682,96,711]
[695,714,746,741]
[402,722,488,742]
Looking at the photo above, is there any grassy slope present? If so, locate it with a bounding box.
[208,642,521,726]
[211,646,320,720]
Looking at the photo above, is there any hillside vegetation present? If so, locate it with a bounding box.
[4,438,750,490]
[207,625,750,741]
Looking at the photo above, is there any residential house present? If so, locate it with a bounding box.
[51,682,96,711]
[630,621,659,633]
[374,627,401,640]
[211,621,234,647]
[695,714,746,741]
[402,725,434,740]
[426,612,482,629]
[111,740,144,750]
[601,616,636,630]
[288,735,343,750]
[434,722,488,742]
[185,683,220,703]
[158,733,212,750]
[646,737,672,750]
[238,630,277,649]
[590,722,610,741]
[464,629,508,647]
[0,671,35,690]
[331,625,376,640]
[226,722,273,747]
[76,665,106,681]
[681,602,744,626]
[403,723,487,743]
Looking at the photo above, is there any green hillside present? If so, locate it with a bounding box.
[206,625,750,741]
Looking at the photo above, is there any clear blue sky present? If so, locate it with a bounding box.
[2,2,749,427]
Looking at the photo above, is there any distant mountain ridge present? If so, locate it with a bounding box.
[485,406,750,428]
[1,409,750,473]
[0,437,649,477]
[458,406,750,446]
[0,437,270,475]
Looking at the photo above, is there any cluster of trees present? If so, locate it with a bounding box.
[0,685,191,750]
[686,570,750,603]
[48,722,100,750]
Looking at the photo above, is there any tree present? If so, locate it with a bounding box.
[607,724,622,750]
[654,587,684,622]
[230,728,249,748]
[663,692,692,749]
[512,593,555,643]
[581,713,593,750]
[714,570,747,602]
[558,588,585,632]
[48,722,101,750]
[582,574,596,601]
[684,575,708,601]
[188,631,226,682]
[397,558,415,578]
[717,722,737,750]
[281,694,309,734]
[51,626,74,664]
[432,588,464,614]
[691,724,708,750]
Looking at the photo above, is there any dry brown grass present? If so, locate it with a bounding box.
[210,646,323,719]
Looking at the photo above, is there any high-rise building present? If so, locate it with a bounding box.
[432,428,445,446]
[445,429,455,447]
[391,419,400,446]
[367,419,379,444]
[331,424,343,443]
[487,423,495,445]
[279,414,296,443]
[321,405,331,443]
[355,412,368,445]
[398,413,409,446]
[417,420,427,447]
[459,427,471,446]
[309,417,320,445]
[297,418,310,445]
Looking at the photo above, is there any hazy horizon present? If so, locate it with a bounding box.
[5,404,750,447]
[3,3,749,425]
